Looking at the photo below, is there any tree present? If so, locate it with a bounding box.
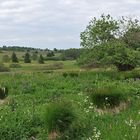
[47,51,55,57]
[54,48,57,52]
[80,14,119,48]
[24,52,31,63]
[118,17,140,50]
[11,52,18,63]
[38,54,44,64]
[79,14,140,71]
[123,28,140,50]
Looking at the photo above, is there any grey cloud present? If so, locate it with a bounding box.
[0,0,139,49]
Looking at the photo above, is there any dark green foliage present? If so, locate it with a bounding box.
[62,72,78,78]
[9,63,21,68]
[45,100,76,133]
[69,72,78,78]
[0,87,8,99]
[47,51,55,57]
[62,72,68,78]
[90,86,126,108]
[38,54,44,64]
[24,52,31,63]
[11,52,18,63]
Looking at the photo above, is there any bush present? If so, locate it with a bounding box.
[90,86,126,108]
[0,87,8,99]
[62,72,78,78]
[69,72,78,78]
[62,73,68,78]
[0,64,10,72]
[44,100,76,133]
[9,63,22,68]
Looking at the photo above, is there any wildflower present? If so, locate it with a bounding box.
[105,97,108,100]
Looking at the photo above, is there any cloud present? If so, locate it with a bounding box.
[0,0,139,49]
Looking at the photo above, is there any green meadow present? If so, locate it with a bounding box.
[0,58,140,139]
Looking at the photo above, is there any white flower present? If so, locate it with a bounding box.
[105,97,108,100]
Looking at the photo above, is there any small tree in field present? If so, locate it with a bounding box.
[24,52,31,63]
[11,52,18,63]
[38,54,44,64]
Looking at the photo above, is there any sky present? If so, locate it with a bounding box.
[0,0,140,49]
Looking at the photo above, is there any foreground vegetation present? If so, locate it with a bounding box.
[0,68,140,139]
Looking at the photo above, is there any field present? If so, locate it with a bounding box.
[0,59,140,140]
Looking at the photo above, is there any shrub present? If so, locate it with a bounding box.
[0,64,10,72]
[62,72,78,78]
[44,100,76,133]
[0,87,8,99]
[9,63,22,68]
[62,72,68,78]
[90,86,126,108]
[69,72,78,78]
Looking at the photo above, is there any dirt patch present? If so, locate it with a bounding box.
[0,98,9,105]
[48,132,59,140]
[94,100,131,115]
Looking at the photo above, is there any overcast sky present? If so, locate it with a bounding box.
[0,0,140,49]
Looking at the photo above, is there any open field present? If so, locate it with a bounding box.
[0,61,140,139]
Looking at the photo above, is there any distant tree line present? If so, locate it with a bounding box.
[0,46,43,52]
